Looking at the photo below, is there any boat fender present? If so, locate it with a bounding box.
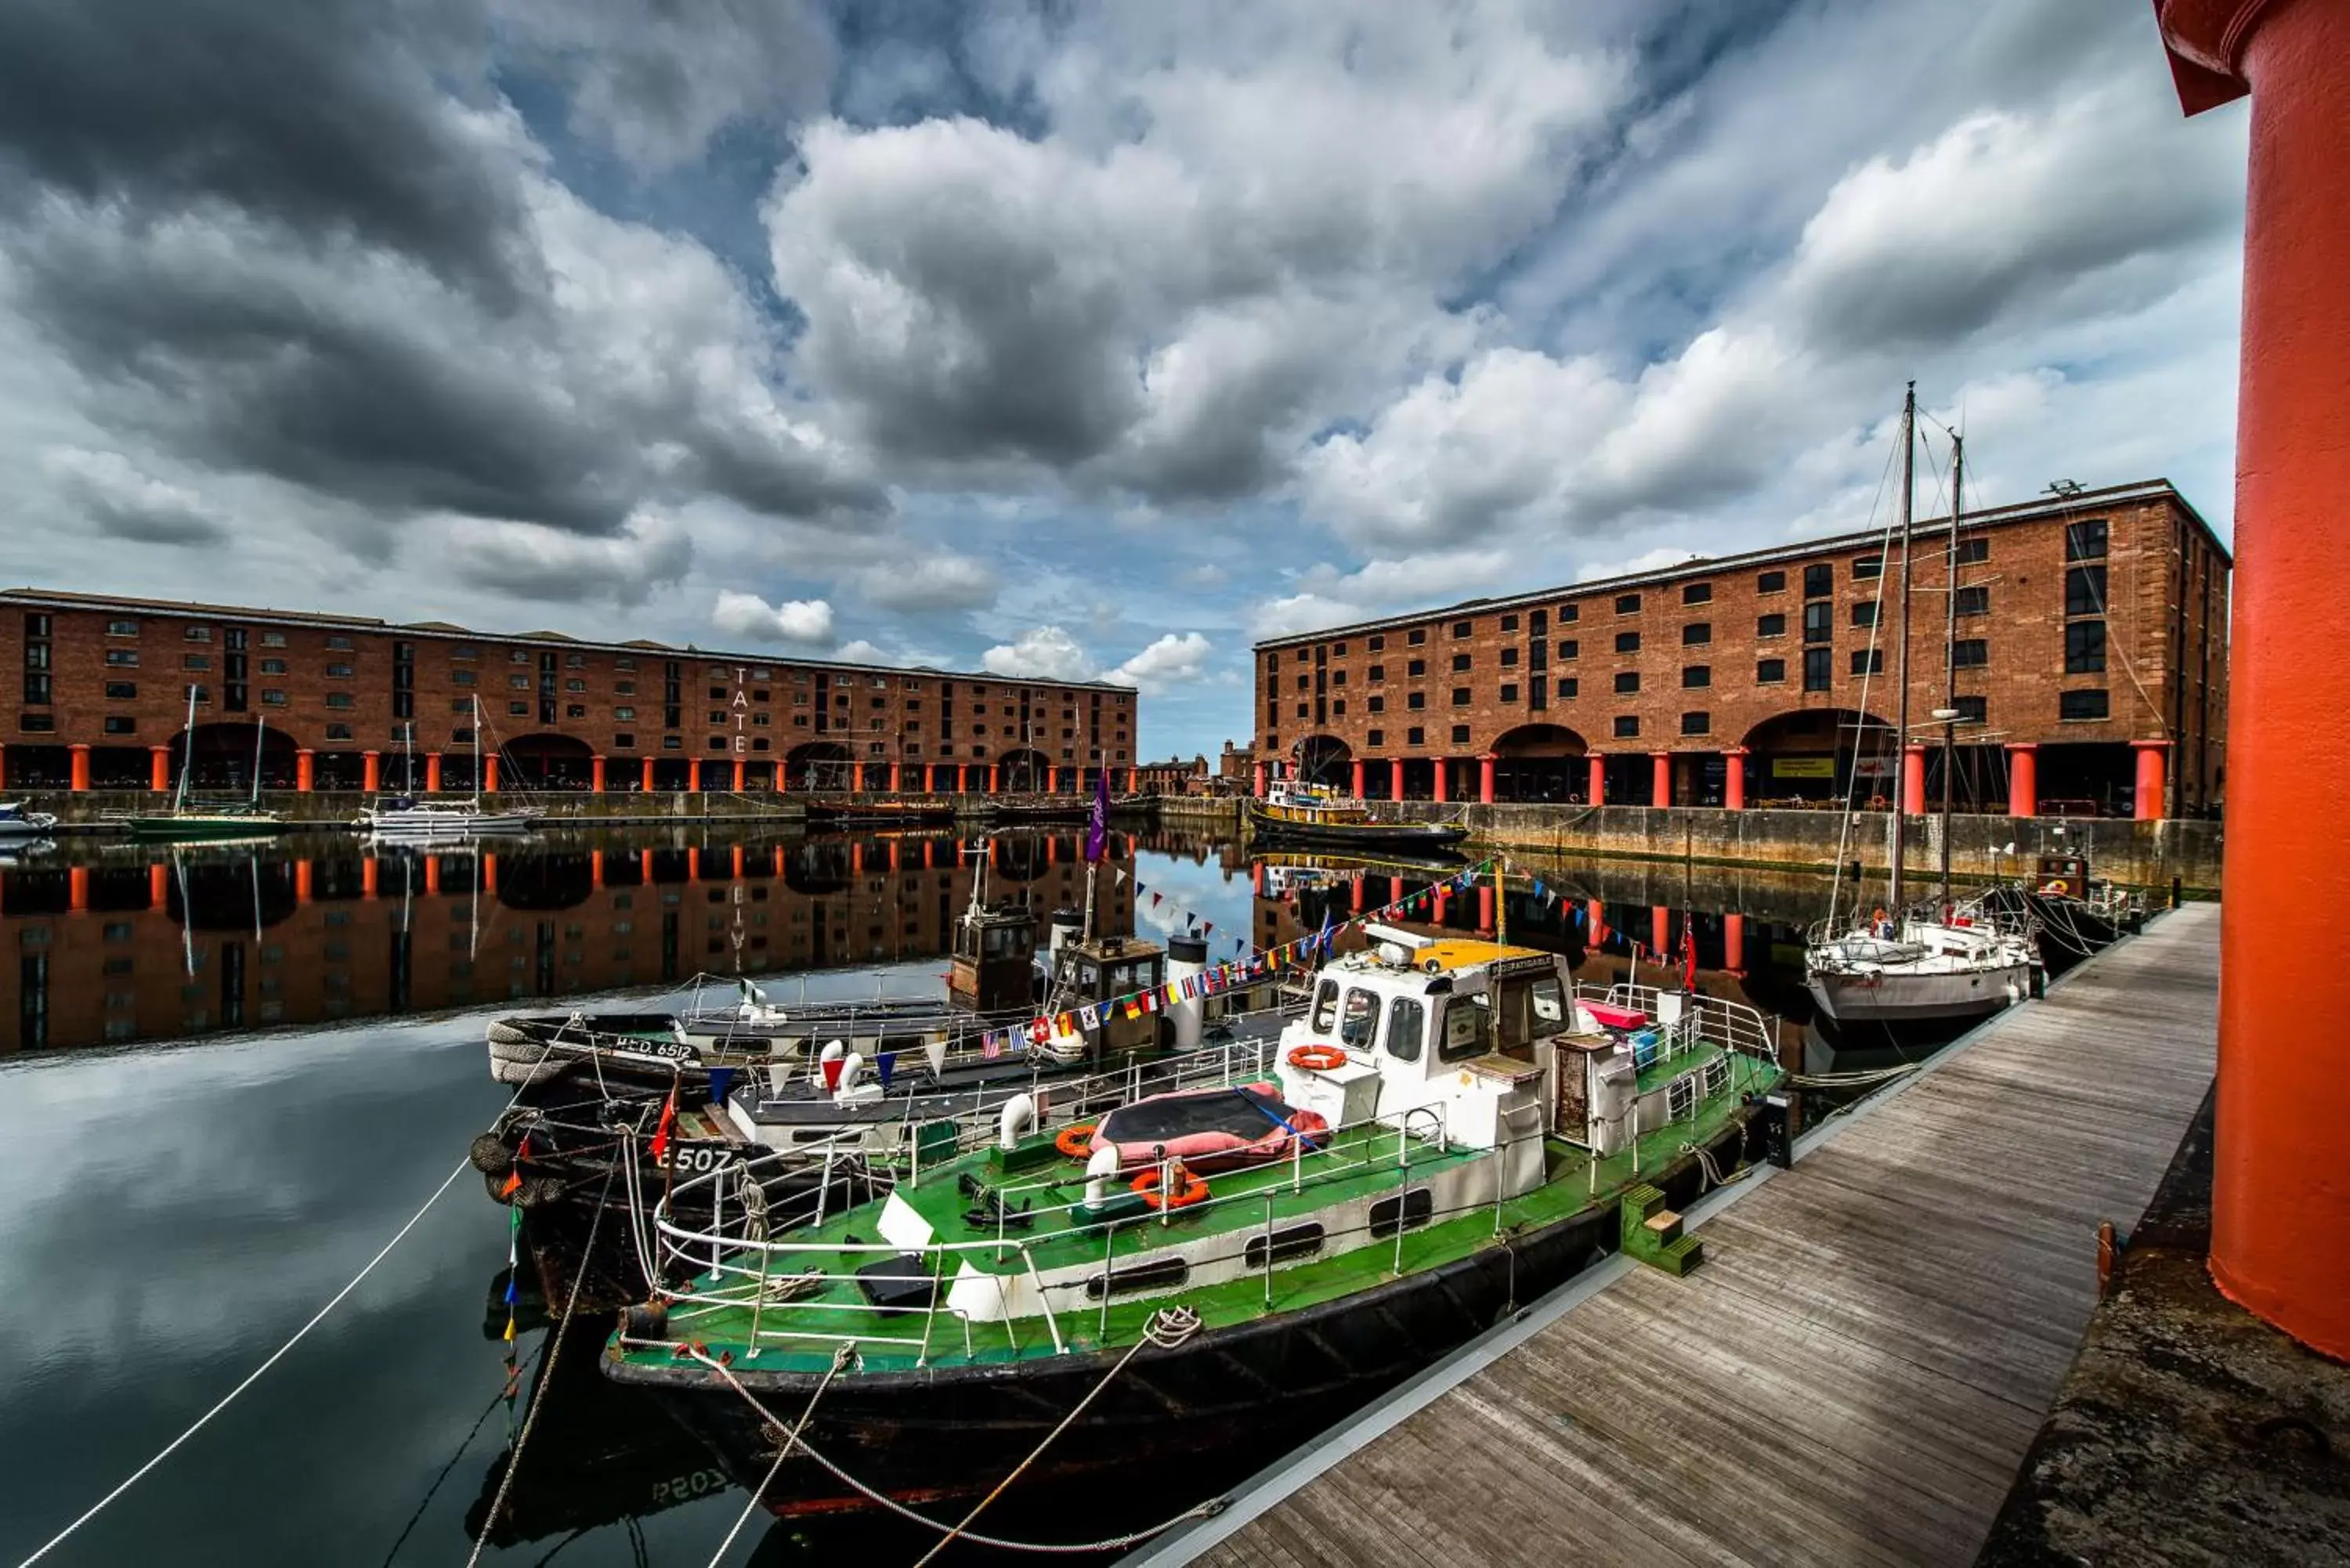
[469,1131,518,1175]
[622,1301,669,1341]
[998,1092,1038,1151]
[1084,1143,1121,1207]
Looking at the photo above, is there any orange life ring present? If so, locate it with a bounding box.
[1132,1162,1210,1209]
[1287,1044,1348,1072]
[1054,1123,1098,1159]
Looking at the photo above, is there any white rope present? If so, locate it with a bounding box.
[13,1029,564,1568]
[700,1343,855,1568]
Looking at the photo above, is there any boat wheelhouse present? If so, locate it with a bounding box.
[606,928,1781,1520]
[1246,781,1468,852]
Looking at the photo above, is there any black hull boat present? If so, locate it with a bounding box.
[612,1121,1750,1521]
[1246,803,1468,852]
[803,799,959,829]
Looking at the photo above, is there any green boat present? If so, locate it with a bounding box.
[120,688,286,842]
[605,925,1784,1528]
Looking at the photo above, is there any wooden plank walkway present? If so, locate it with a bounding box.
[1145,902,2221,1568]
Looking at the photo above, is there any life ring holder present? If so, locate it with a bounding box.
[1133,1162,1210,1210]
[1054,1123,1098,1160]
[1287,1044,1348,1072]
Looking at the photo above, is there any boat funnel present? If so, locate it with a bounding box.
[998,1092,1038,1151]
[1048,907,1083,962]
[1084,1142,1120,1206]
[1167,932,1207,1052]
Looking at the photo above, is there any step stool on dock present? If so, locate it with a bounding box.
[1620,1183,1703,1276]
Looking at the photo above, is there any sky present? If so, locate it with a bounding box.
[0,1,2249,762]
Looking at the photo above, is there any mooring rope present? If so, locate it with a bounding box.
[685,1307,1222,1558]
[376,1342,544,1567]
[699,1343,855,1568]
[13,1029,568,1568]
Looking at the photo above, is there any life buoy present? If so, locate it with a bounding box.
[1133,1162,1210,1209]
[1054,1123,1099,1159]
[1287,1044,1348,1071]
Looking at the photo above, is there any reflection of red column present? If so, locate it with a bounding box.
[1353,876,1365,913]
[1587,753,1605,806]
[1652,905,1668,959]
[1253,761,1267,797]
[426,753,443,793]
[1724,912,1746,974]
[149,862,168,905]
[851,843,866,875]
[1353,759,1367,799]
[69,865,89,912]
[1480,754,1496,804]
[1433,888,1449,926]
[295,749,315,793]
[481,855,497,895]
[1586,898,1603,941]
[1252,862,1264,894]
[888,840,902,872]
[2133,740,2169,821]
[1651,752,1672,807]
[1724,746,1747,811]
[425,855,440,895]
[1433,759,1448,804]
[1390,758,1404,800]
[362,856,379,898]
[591,755,606,793]
[362,751,381,793]
[1900,745,1925,816]
[296,860,313,901]
[2158,0,2350,1356]
[150,746,170,793]
[483,755,498,793]
[1046,836,1058,866]
[70,744,91,793]
[732,845,745,879]
[2007,743,2037,817]
[1479,884,1495,934]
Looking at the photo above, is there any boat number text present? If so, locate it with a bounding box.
[660,1142,732,1174]
[650,1469,730,1505]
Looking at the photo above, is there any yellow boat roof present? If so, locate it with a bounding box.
[1412,938,1553,974]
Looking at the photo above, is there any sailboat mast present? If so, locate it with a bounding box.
[249,715,265,809]
[173,684,197,815]
[1889,383,1915,914]
[472,695,483,810]
[1941,433,1961,902]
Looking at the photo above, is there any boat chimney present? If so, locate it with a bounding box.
[1048,907,1083,964]
[1166,932,1207,1051]
[998,1092,1038,1152]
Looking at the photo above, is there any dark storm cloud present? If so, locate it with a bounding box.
[0,0,530,298]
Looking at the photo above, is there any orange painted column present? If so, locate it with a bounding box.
[642,757,656,794]
[295,749,315,793]
[2006,743,2037,818]
[851,761,866,793]
[149,863,168,905]
[1353,759,1368,799]
[1723,747,1747,811]
[1432,759,1448,804]
[1586,753,1605,806]
[1900,744,1926,816]
[149,746,170,793]
[1480,754,1497,805]
[1650,752,1672,808]
[1723,912,1746,974]
[295,860,313,900]
[1127,767,1139,793]
[362,751,381,793]
[889,761,902,793]
[483,756,498,793]
[988,764,1000,793]
[2160,0,2350,1357]
[1253,761,1267,797]
[425,753,443,793]
[2133,740,2169,822]
[591,755,606,793]
[69,744,91,793]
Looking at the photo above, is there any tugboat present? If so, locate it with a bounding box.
[605,921,1781,1526]
[1247,781,1467,852]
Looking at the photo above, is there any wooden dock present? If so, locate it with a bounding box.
[1136,902,2222,1568]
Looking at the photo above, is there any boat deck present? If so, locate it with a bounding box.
[1137,901,2221,1568]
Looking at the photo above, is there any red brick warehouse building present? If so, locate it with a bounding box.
[0,590,1141,797]
[1252,480,2227,820]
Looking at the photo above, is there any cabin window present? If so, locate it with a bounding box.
[983,925,1023,959]
[1384,998,1424,1062]
[1245,1223,1325,1270]
[1369,1188,1434,1239]
[1311,981,1340,1033]
[1440,998,1488,1063]
[1084,1255,1191,1300]
[1340,989,1379,1050]
[1530,975,1564,1027]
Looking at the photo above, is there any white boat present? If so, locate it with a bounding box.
[357,703,539,840]
[0,801,60,841]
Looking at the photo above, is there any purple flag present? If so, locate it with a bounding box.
[1084,761,1111,862]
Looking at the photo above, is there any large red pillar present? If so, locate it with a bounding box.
[1586,753,1605,806]
[425,752,443,793]
[2133,740,2169,822]
[590,755,606,793]
[642,757,656,794]
[1432,758,1448,804]
[1479,754,1496,805]
[362,751,381,793]
[1253,761,1267,797]
[69,744,91,793]
[1650,752,1672,808]
[1389,757,1405,801]
[1900,744,1925,816]
[482,754,498,793]
[889,761,902,793]
[150,746,170,793]
[295,749,315,793]
[1723,747,1747,811]
[1353,758,1367,800]
[2007,742,2037,818]
[2160,0,2350,1357]
[988,764,1000,793]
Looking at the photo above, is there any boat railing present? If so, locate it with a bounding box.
[1580,981,1775,1067]
[637,1097,1462,1362]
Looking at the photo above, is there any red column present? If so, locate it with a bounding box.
[1900,745,1925,816]
[642,757,656,793]
[732,759,745,793]
[1723,747,1747,811]
[1723,912,1746,975]
[591,755,606,793]
[1479,754,1496,805]
[1389,757,1404,800]
[1433,759,1448,804]
[1650,752,1672,807]
[483,754,498,793]
[889,761,902,793]
[988,764,1000,793]
[362,751,381,793]
[1586,753,1605,806]
[851,761,866,793]
[1353,758,1368,800]
[2007,743,2037,818]
[426,752,443,793]
[295,749,315,793]
[1253,761,1267,797]
[1128,767,1139,793]
[69,744,91,793]
[2160,0,2350,1356]
[2132,740,2169,821]
[150,746,170,793]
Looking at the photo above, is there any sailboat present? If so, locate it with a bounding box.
[123,688,287,842]
[357,699,539,840]
[1805,389,2037,1025]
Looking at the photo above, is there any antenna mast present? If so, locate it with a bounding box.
[1889,383,1915,915]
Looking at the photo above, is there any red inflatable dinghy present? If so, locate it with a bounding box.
[1087,1082,1331,1172]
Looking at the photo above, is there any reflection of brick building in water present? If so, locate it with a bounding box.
[1,833,1135,1054]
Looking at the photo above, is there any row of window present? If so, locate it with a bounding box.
[1336,692,2108,752]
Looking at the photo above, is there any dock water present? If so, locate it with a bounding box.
[1134,901,2221,1568]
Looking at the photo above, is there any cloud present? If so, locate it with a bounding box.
[1576,545,1707,583]
[439,510,694,607]
[980,624,1094,682]
[712,588,834,643]
[41,446,229,544]
[833,638,916,667]
[1106,632,1213,693]
[1245,549,1514,641]
[857,551,1000,612]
